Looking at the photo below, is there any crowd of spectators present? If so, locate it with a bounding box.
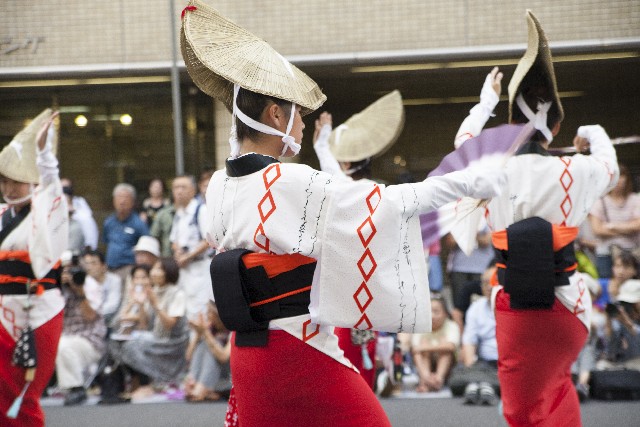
[51,162,639,406]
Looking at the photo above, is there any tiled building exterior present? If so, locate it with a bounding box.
[1,1,639,223]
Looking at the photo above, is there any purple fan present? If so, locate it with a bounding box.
[428,124,534,177]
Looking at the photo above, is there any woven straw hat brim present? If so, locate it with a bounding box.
[507,10,564,123]
[0,108,54,184]
[329,90,405,162]
[181,0,325,116]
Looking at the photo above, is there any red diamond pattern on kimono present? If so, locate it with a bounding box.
[354,313,373,330]
[366,185,382,214]
[572,277,586,315]
[357,248,377,282]
[357,217,377,248]
[2,307,15,323]
[258,191,276,222]
[561,195,573,219]
[558,158,573,224]
[560,169,574,192]
[262,164,281,189]
[353,282,373,313]
[302,319,320,342]
[253,223,270,252]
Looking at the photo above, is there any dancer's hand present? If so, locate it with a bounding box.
[36,110,59,151]
[313,112,332,145]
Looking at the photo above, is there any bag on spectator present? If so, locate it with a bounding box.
[589,369,640,400]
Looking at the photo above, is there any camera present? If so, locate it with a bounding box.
[605,302,620,316]
[69,266,87,286]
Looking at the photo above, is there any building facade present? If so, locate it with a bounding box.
[1,0,639,228]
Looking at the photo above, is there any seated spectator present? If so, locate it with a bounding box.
[572,274,606,402]
[407,295,460,393]
[450,265,499,406]
[55,257,107,406]
[597,280,640,371]
[596,250,639,308]
[82,250,123,328]
[111,258,189,400]
[184,301,231,402]
[114,265,153,336]
[111,236,160,332]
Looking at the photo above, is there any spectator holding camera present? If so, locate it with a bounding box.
[55,255,107,406]
[598,280,640,371]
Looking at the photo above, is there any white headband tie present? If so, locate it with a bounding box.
[516,93,554,143]
[228,54,300,158]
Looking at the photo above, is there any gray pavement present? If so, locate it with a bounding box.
[44,396,640,427]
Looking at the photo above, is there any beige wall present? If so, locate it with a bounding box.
[1,1,638,69]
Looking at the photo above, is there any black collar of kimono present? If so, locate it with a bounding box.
[516,140,550,157]
[225,153,280,177]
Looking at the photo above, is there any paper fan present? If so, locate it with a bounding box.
[421,123,534,255]
[428,123,533,178]
[329,90,405,162]
[181,0,325,116]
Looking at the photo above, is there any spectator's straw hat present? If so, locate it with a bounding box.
[329,90,404,162]
[133,236,160,258]
[617,280,640,304]
[508,10,564,124]
[0,108,56,184]
[180,0,325,116]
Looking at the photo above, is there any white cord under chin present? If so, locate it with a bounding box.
[228,83,300,159]
[515,94,554,143]
[3,185,34,205]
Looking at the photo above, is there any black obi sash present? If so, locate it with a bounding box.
[210,249,316,347]
[493,217,576,310]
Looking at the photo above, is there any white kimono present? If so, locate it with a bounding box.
[0,138,68,340]
[206,153,500,366]
[485,126,619,329]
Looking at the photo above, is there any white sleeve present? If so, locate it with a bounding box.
[35,125,59,186]
[454,73,499,149]
[30,125,69,278]
[313,124,346,177]
[577,125,619,194]
[408,166,506,213]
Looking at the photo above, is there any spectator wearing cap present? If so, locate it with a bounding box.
[102,183,149,284]
[62,177,99,250]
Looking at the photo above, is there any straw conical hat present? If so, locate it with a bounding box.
[0,108,55,184]
[508,10,564,123]
[329,90,404,162]
[180,0,326,116]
